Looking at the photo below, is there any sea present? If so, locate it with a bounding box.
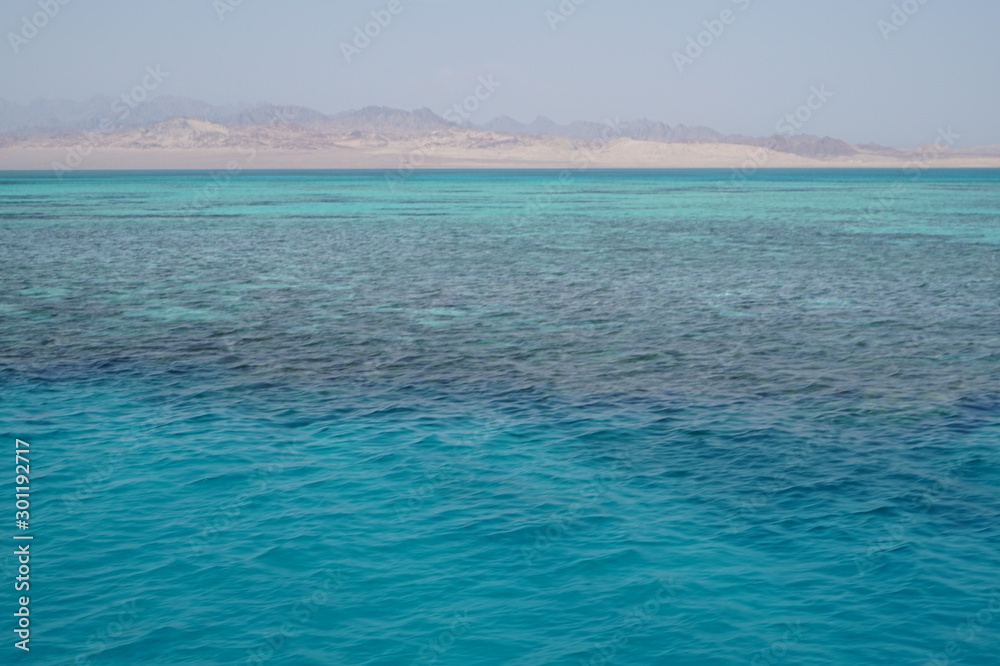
[1,169,998,665]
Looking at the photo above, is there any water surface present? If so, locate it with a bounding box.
[1,169,998,665]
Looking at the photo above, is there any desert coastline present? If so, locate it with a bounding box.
[4,143,1000,171]
[3,109,999,172]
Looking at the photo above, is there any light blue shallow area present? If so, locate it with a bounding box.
[1,169,999,665]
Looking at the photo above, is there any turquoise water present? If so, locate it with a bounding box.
[1,169,999,665]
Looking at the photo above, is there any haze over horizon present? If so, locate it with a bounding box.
[2,0,998,149]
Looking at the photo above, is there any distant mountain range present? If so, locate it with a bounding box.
[0,95,912,160]
[478,116,883,159]
[0,96,450,135]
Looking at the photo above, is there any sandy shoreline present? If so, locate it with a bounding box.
[2,143,1000,171]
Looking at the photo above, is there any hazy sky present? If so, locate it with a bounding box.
[2,0,998,148]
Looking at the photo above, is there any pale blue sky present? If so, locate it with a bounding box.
[1,0,997,147]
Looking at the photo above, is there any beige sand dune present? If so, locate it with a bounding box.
[2,122,998,171]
